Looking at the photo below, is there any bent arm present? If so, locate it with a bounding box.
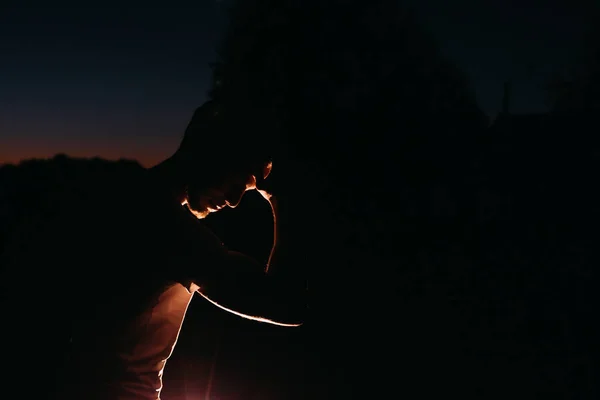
[177,197,305,327]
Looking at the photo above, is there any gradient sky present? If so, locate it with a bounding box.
[0,0,594,166]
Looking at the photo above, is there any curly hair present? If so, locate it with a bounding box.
[175,100,274,183]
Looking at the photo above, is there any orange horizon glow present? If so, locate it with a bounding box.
[0,152,165,169]
[0,154,166,169]
[0,139,176,168]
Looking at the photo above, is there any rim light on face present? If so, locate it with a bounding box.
[182,160,272,220]
[181,198,211,219]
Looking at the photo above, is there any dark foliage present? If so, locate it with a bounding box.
[0,154,142,258]
[545,15,600,114]
[203,0,598,398]
[1,1,597,398]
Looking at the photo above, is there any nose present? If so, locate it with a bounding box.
[225,188,244,208]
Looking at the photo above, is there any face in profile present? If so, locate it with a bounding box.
[183,161,272,219]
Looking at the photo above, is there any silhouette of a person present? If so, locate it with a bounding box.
[1,100,304,400]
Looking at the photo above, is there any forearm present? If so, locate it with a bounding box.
[197,250,306,326]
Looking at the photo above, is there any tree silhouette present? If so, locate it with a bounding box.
[207,1,495,397]
[208,0,488,248]
[209,0,487,156]
[0,155,142,264]
[545,21,600,113]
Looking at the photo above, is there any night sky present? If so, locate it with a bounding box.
[0,0,594,166]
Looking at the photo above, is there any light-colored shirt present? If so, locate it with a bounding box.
[107,282,198,399]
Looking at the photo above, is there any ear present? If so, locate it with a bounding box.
[262,161,273,180]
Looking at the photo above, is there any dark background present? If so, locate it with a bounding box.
[1,0,594,165]
[2,0,599,398]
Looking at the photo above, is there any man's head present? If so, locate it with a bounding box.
[170,100,274,219]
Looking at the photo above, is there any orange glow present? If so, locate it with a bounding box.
[0,136,173,167]
[196,289,302,327]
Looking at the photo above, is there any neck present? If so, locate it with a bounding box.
[148,154,187,204]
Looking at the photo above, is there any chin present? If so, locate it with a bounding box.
[181,198,211,219]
